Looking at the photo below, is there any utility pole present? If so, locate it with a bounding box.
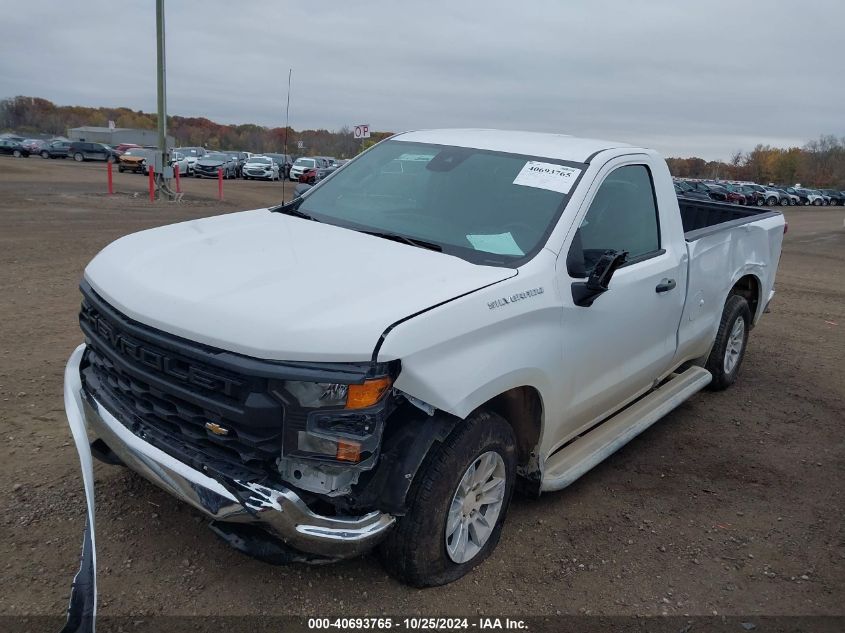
[155,0,174,199]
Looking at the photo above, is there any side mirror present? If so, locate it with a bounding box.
[571,249,628,307]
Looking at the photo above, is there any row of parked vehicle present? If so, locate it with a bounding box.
[2,135,353,186]
[674,178,845,206]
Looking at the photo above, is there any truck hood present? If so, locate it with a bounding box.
[84,209,516,362]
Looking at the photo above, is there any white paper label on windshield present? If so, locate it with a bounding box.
[466,232,524,256]
[513,161,581,194]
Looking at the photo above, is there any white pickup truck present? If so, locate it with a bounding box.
[63,129,784,607]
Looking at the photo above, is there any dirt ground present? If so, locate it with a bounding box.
[0,156,842,619]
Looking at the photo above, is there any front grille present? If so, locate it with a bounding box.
[79,287,286,481]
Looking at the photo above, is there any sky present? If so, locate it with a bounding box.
[1,0,842,161]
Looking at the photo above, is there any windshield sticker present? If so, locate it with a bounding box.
[513,161,581,194]
[466,232,524,256]
[488,287,545,310]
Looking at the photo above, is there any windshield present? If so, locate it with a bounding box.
[205,152,228,161]
[248,157,270,164]
[294,158,316,168]
[295,140,585,265]
[124,149,145,156]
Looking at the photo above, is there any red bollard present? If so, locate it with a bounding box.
[148,166,155,202]
[217,168,223,200]
[107,160,113,195]
[174,163,181,194]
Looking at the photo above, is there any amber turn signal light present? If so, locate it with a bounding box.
[335,440,362,462]
[345,376,392,409]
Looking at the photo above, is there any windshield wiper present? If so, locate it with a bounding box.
[270,197,319,222]
[357,230,442,252]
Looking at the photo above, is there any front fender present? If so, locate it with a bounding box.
[378,252,562,433]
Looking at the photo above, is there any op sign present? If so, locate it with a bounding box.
[353,124,370,139]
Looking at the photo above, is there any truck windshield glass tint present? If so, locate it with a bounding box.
[297,141,586,265]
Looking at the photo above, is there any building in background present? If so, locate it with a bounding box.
[68,126,174,148]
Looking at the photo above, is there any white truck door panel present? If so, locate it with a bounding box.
[552,158,687,445]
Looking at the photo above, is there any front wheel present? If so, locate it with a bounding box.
[73,153,84,162]
[41,151,49,159]
[12,149,21,158]
[705,294,751,391]
[756,197,764,206]
[378,410,516,587]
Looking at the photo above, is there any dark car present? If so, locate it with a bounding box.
[193,152,237,179]
[21,139,47,154]
[711,183,747,205]
[820,189,844,206]
[40,140,72,159]
[223,151,250,177]
[264,153,294,179]
[0,139,30,157]
[69,142,118,162]
[674,181,711,200]
[770,188,792,206]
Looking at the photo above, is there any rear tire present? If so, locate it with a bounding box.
[378,410,516,587]
[705,294,751,391]
[12,149,21,158]
[73,153,84,162]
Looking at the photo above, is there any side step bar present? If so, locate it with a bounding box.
[541,366,712,492]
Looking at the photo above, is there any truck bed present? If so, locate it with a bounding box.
[678,197,782,241]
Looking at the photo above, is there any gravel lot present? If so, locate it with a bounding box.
[0,157,842,620]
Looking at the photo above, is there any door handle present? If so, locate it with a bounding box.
[655,278,676,293]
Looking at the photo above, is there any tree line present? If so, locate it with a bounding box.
[0,96,392,158]
[666,135,845,188]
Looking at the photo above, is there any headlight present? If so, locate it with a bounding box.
[282,376,393,464]
[284,376,391,410]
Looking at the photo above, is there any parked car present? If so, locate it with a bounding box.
[780,187,802,205]
[820,189,843,206]
[173,147,205,174]
[21,139,47,153]
[674,181,711,201]
[193,151,237,178]
[795,188,825,205]
[769,188,791,206]
[40,139,72,159]
[742,184,780,206]
[64,130,785,594]
[709,184,746,205]
[224,151,250,177]
[69,142,118,163]
[289,156,330,181]
[682,180,727,201]
[113,143,142,156]
[242,155,280,181]
[264,153,293,178]
[169,151,191,177]
[0,139,30,157]
[117,147,150,173]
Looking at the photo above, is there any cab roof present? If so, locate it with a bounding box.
[393,129,635,164]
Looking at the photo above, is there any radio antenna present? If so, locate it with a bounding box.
[282,68,292,203]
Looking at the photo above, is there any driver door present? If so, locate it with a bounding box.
[558,158,687,436]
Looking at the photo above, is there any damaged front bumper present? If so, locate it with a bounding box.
[61,344,394,628]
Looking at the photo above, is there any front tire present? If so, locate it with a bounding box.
[378,410,516,587]
[73,153,84,162]
[12,149,21,158]
[705,294,751,391]
[41,150,49,159]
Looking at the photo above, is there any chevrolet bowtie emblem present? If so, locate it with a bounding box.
[205,422,230,436]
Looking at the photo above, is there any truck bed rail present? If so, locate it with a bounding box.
[679,197,782,241]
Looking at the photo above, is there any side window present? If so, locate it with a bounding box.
[569,165,660,275]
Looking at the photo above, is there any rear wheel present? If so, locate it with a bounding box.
[780,198,788,206]
[705,294,751,391]
[12,149,21,158]
[813,198,821,206]
[73,153,84,162]
[379,410,516,587]
[756,197,764,206]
